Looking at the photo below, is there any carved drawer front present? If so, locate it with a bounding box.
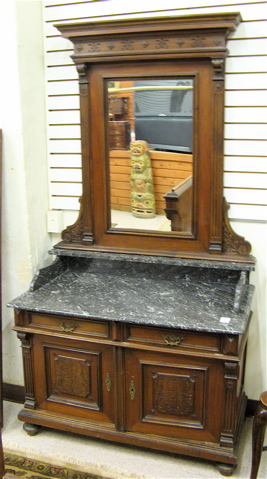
[33,335,115,425]
[29,313,110,339]
[124,324,220,353]
[125,349,223,442]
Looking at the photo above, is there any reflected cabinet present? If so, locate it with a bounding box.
[10,13,256,477]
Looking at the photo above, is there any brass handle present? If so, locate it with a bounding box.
[60,322,77,333]
[129,379,136,400]
[162,334,184,346]
[105,373,112,392]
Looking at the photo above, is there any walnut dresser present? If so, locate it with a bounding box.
[8,13,256,476]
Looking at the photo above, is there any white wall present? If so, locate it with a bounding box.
[0,0,52,384]
[0,0,266,399]
[232,222,267,397]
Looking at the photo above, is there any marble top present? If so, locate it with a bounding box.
[51,247,256,271]
[8,257,254,335]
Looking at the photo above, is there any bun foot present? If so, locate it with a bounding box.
[217,463,236,476]
[23,422,42,436]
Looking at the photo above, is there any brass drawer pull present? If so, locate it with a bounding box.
[162,334,184,346]
[60,322,77,333]
[129,380,136,400]
[105,373,112,392]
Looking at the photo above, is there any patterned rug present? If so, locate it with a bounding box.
[4,452,109,479]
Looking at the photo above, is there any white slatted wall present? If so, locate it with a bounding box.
[44,0,267,222]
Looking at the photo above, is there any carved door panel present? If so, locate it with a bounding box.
[125,349,223,442]
[33,334,115,425]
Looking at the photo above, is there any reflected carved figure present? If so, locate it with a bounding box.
[130,140,156,218]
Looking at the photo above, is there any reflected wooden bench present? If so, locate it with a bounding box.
[164,175,192,232]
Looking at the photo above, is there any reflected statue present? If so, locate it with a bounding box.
[130,140,156,218]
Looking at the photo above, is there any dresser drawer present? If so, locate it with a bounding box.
[124,324,221,353]
[28,313,110,340]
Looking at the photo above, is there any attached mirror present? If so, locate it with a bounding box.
[108,79,194,234]
[55,14,252,258]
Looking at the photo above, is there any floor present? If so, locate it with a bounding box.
[2,401,267,479]
[111,209,171,231]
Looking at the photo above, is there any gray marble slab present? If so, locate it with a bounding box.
[8,258,254,335]
[51,247,256,271]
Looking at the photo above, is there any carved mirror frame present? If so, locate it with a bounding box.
[55,13,252,260]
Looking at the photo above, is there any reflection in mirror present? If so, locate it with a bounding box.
[108,79,194,234]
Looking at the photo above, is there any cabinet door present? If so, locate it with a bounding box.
[33,334,115,426]
[125,349,224,443]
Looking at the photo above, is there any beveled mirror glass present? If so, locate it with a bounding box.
[107,78,194,234]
